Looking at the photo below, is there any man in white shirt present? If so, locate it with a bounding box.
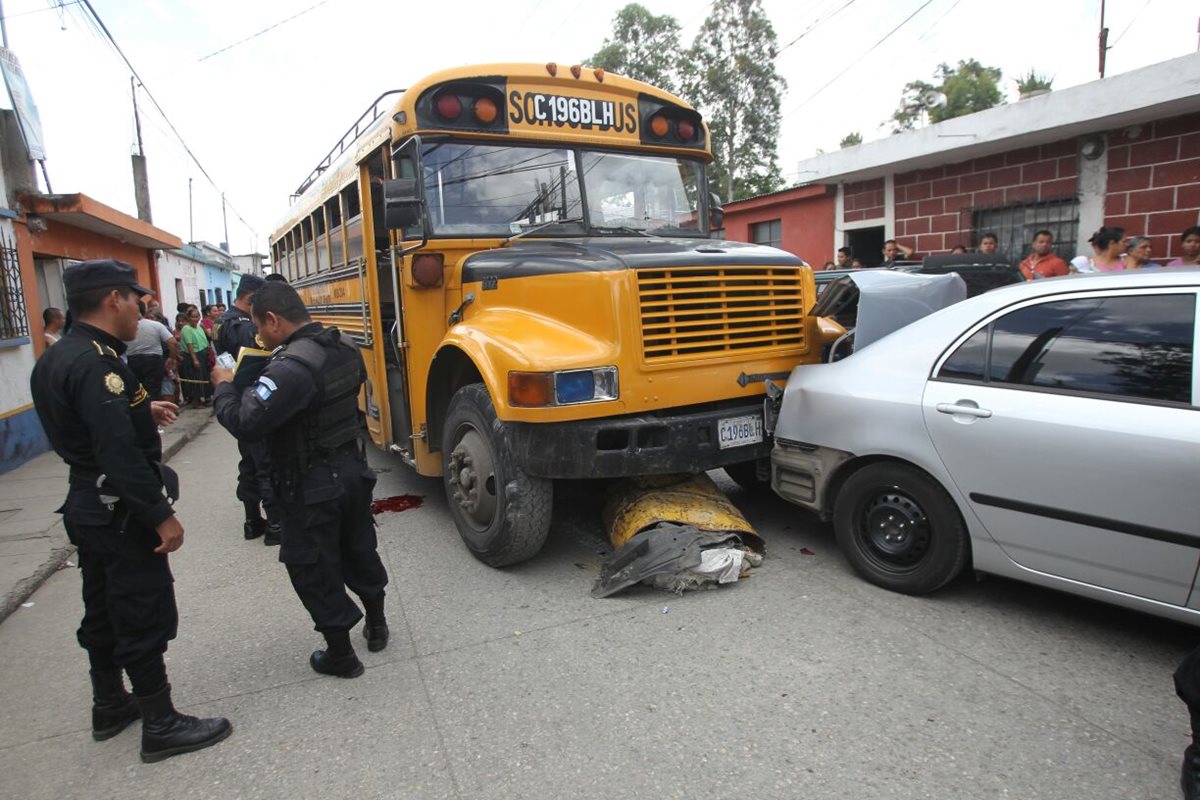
[124,300,179,400]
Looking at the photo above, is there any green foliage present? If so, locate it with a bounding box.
[588,4,683,94]
[839,132,862,148]
[1015,69,1053,95]
[684,0,787,201]
[891,59,1003,133]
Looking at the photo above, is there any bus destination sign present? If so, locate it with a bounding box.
[508,90,637,134]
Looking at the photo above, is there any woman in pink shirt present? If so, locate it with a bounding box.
[1071,227,1126,273]
[1167,226,1200,266]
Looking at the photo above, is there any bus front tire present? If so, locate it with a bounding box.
[442,383,552,567]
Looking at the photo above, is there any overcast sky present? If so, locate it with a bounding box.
[2,0,1196,256]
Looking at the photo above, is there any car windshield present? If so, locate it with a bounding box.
[420,142,704,237]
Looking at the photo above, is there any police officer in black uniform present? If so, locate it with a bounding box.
[212,281,389,677]
[1176,647,1200,798]
[30,259,231,763]
[215,274,281,545]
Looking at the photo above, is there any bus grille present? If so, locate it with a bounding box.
[636,265,806,362]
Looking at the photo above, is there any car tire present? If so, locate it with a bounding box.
[723,459,771,493]
[832,462,968,595]
[442,383,552,567]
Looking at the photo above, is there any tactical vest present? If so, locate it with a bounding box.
[276,327,364,467]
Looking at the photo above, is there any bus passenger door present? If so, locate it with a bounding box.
[367,148,415,460]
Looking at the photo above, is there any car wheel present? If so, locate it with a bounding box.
[832,463,968,595]
[442,383,552,567]
[723,459,770,493]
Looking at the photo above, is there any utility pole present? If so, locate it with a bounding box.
[0,0,8,48]
[1098,0,1109,78]
[130,77,152,222]
[220,192,229,253]
[188,177,193,243]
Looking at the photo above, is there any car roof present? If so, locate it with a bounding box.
[960,265,1200,300]
[851,266,1200,363]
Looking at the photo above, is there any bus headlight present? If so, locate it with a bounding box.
[509,367,619,407]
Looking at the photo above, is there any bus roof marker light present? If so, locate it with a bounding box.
[435,92,462,121]
[570,65,582,79]
[593,68,605,82]
[649,115,669,138]
[392,111,407,124]
[545,62,558,77]
[473,97,498,124]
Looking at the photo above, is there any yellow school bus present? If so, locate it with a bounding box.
[271,63,826,566]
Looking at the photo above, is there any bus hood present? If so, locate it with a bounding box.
[461,237,804,280]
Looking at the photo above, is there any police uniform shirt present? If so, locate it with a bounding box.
[212,322,327,443]
[215,306,259,359]
[30,322,174,528]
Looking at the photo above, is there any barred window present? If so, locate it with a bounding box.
[973,198,1079,262]
[0,229,29,343]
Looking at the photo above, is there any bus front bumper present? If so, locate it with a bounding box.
[504,399,770,479]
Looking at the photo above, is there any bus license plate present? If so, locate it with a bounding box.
[717,414,763,450]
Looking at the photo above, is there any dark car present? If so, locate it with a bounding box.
[814,253,1021,297]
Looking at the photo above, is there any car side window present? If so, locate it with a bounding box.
[939,327,989,381]
[982,294,1195,403]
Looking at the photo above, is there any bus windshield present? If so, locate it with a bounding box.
[420,142,704,238]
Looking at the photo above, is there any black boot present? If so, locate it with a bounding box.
[362,596,389,653]
[243,501,265,540]
[309,630,364,678]
[1184,745,1200,799]
[263,521,281,547]
[89,669,140,741]
[136,684,232,763]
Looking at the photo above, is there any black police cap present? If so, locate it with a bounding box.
[63,259,152,298]
[236,274,265,296]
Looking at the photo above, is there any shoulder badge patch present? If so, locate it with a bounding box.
[104,372,125,395]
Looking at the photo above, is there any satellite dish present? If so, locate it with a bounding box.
[921,90,948,109]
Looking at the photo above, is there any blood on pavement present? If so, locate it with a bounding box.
[370,495,424,514]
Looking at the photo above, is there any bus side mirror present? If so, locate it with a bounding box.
[383,178,424,230]
[709,192,724,232]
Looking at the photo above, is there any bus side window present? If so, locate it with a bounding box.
[326,195,345,270]
[343,182,364,267]
[313,207,329,272]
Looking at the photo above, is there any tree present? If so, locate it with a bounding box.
[685,0,786,202]
[891,59,1003,133]
[839,132,862,149]
[588,4,683,94]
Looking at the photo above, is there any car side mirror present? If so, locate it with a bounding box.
[382,178,424,231]
[709,192,724,232]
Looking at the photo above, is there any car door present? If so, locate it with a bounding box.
[920,287,1200,605]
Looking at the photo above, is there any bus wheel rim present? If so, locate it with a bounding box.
[448,425,498,531]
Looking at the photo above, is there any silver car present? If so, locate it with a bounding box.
[770,268,1200,625]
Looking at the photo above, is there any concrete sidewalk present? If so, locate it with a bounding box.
[0,407,214,623]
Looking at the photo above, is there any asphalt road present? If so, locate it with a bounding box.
[0,422,1192,799]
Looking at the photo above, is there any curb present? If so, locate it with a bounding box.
[0,413,214,624]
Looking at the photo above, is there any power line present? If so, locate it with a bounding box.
[1111,0,1154,47]
[917,0,966,42]
[75,0,257,240]
[0,0,80,21]
[777,0,861,55]
[781,0,937,120]
[197,0,332,63]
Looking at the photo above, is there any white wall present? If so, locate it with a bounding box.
[0,340,34,412]
[156,250,200,314]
